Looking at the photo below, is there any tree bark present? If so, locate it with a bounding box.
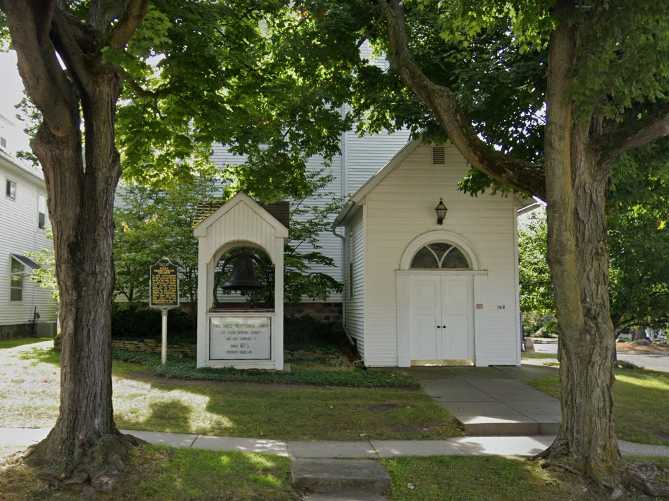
[27,67,140,488]
[1,1,146,487]
[379,0,626,490]
[541,4,620,487]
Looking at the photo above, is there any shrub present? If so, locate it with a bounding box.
[284,315,347,349]
[112,349,418,388]
[112,303,195,343]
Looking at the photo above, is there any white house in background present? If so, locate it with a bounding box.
[212,128,411,307]
[213,44,412,313]
[333,140,522,367]
[0,145,57,338]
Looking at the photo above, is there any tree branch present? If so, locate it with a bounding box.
[599,102,669,166]
[52,10,94,96]
[108,0,149,49]
[379,0,545,199]
[2,0,78,136]
[88,0,128,33]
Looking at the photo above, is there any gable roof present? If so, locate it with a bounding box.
[333,138,541,226]
[0,149,45,186]
[194,197,290,229]
[193,192,289,238]
[334,139,422,226]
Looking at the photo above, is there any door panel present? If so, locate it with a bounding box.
[440,276,473,361]
[409,276,441,361]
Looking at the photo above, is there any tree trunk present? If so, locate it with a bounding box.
[26,70,140,488]
[542,5,620,488]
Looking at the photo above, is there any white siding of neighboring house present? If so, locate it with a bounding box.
[211,127,410,302]
[208,44,412,301]
[344,207,366,358]
[359,143,520,367]
[342,129,410,197]
[0,152,58,331]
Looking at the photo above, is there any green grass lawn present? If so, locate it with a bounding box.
[114,348,419,388]
[0,446,297,500]
[383,456,579,501]
[530,368,669,446]
[383,456,669,501]
[3,448,666,500]
[0,340,461,440]
[0,337,51,349]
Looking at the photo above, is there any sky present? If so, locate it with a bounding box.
[0,50,31,157]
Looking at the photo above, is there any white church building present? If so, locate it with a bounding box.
[216,136,525,368]
[334,140,523,367]
[213,42,525,367]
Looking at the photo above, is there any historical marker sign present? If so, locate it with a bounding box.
[209,317,271,360]
[150,258,179,365]
[150,259,179,308]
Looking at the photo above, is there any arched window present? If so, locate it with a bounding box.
[410,242,470,269]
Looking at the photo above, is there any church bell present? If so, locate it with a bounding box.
[221,252,262,291]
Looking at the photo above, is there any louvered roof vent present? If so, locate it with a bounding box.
[432,145,445,164]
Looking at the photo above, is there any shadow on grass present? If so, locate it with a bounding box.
[14,346,461,441]
[126,400,194,434]
[0,444,298,500]
[530,368,669,446]
[383,455,587,501]
[114,371,462,440]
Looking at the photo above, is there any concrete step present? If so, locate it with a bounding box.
[304,492,389,501]
[292,459,391,495]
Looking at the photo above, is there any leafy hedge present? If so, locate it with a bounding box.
[284,315,347,348]
[112,349,418,389]
[112,303,195,342]
[112,305,346,349]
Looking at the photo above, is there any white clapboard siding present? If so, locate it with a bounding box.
[343,129,411,196]
[344,207,366,358]
[206,47,410,303]
[294,153,344,296]
[210,126,410,302]
[0,153,58,327]
[358,143,519,367]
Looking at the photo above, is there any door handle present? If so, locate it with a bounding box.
[436,325,441,329]
[442,325,447,329]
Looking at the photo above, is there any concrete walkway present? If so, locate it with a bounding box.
[410,367,561,435]
[2,427,669,459]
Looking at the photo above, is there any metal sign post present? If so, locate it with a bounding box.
[149,258,179,365]
[161,308,168,364]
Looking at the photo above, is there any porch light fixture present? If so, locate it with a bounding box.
[435,198,448,225]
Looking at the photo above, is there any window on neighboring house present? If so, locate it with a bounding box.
[0,137,7,149]
[5,179,16,200]
[38,195,46,229]
[10,257,24,301]
[349,262,354,298]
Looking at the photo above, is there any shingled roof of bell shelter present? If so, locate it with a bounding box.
[193,197,290,229]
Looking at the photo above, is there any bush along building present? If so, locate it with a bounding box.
[0,138,57,339]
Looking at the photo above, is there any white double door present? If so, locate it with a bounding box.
[409,274,474,362]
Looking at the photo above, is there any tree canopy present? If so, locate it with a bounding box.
[114,173,341,305]
[0,0,353,486]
